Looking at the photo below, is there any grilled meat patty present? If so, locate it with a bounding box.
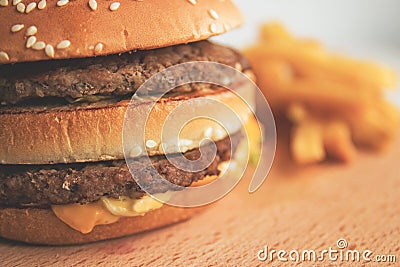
[0,132,240,207]
[0,41,248,105]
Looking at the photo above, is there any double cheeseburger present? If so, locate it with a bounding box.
[0,0,256,244]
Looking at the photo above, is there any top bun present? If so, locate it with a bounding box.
[0,0,243,64]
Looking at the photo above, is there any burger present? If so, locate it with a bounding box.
[0,0,257,244]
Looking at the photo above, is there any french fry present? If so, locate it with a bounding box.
[323,120,356,163]
[326,54,397,89]
[257,71,378,112]
[260,22,293,43]
[288,104,355,163]
[348,102,399,150]
[252,60,293,88]
[286,103,307,123]
[245,22,399,165]
[260,22,322,50]
[291,119,325,164]
[245,42,396,89]
[287,104,325,164]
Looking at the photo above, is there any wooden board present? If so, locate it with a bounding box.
[1,136,399,266]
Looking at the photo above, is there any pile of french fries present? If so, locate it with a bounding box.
[244,23,399,164]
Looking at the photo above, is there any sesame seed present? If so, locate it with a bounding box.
[26,25,37,36]
[26,36,36,48]
[45,44,55,58]
[0,0,8,7]
[129,146,143,157]
[192,31,201,39]
[88,45,94,50]
[38,0,46,9]
[109,2,120,11]
[57,0,68,7]
[56,40,71,49]
[213,128,226,139]
[218,161,230,174]
[204,127,213,138]
[0,51,10,63]
[187,0,196,5]
[88,0,97,10]
[25,2,36,13]
[11,24,24,33]
[223,23,230,32]
[94,42,103,54]
[16,2,25,12]
[32,41,46,50]
[208,9,219,20]
[12,0,20,5]
[210,23,217,33]
[221,75,231,85]
[234,62,242,71]
[145,140,157,149]
[178,139,193,147]
[159,143,168,153]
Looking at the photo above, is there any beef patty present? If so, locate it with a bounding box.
[0,132,241,207]
[0,41,249,105]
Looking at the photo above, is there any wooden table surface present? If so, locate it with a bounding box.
[1,135,399,266]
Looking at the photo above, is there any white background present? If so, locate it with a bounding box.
[213,0,400,106]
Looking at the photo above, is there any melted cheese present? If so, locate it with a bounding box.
[190,175,219,187]
[101,193,170,216]
[51,202,120,234]
[51,194,169,234]
[244,115,262,166]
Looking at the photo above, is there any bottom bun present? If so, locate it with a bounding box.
[0,205,203,245]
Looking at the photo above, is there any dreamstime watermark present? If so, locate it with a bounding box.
[257,238,397,263]
[122,62,277,207]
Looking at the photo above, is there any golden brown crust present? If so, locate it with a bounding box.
[0,88,254,164]
[0,0,243,64]
[0,205,204,245]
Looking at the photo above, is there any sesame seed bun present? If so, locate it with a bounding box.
[0,0,243,64]
[0,204,205,245]
[0,86,254,165]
